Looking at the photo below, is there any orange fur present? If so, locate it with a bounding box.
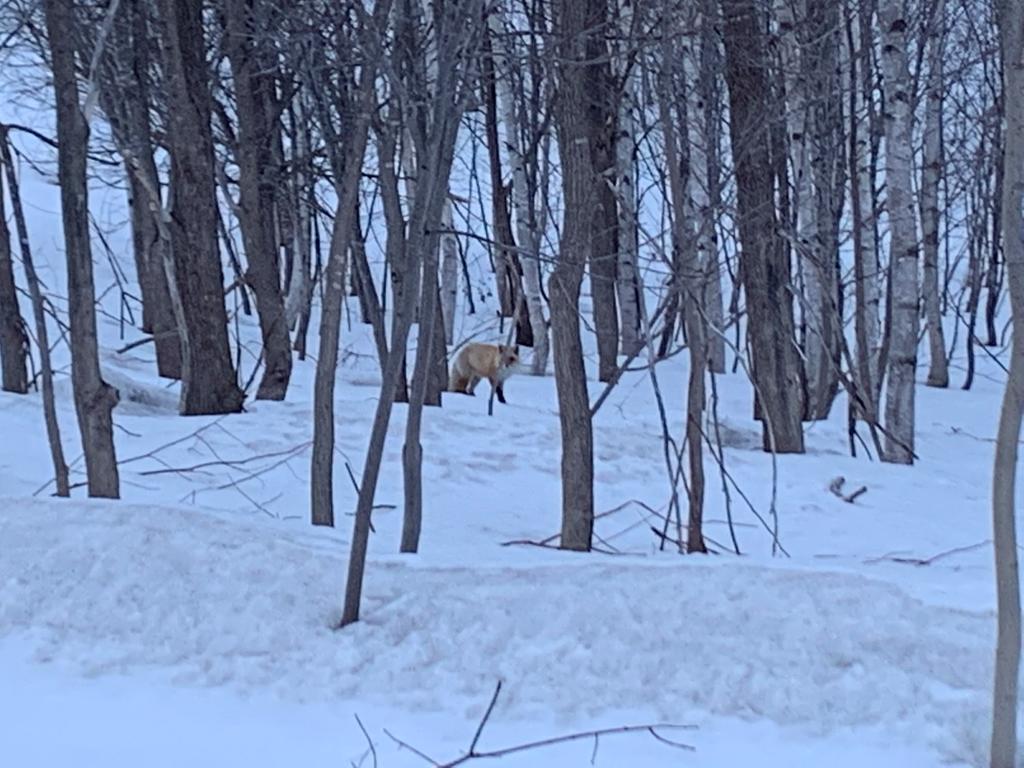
[448,343,520,403]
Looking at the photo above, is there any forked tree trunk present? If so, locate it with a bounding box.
[1,133,70,496]
[721,0,805,453]
[552,0,597,551]
[990,8,1023,766]
[224,0,292,401]
[878,0,918,465]
[920,0,949,388]
[0,183,28,394]
[157,0,244,415]
[661,26,707,554]
[309,9,387,528]
[44,0,121,499]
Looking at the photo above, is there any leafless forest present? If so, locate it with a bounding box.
[2,0,1024,764]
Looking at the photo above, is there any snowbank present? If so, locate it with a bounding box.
[0,497,994,762]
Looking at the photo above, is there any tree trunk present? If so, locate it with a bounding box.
[44,0,121,498]
[721,0,805,453]
[806,0,843,420]
[0,182,28,394]
[990,6,1023,765]
[440,199,458,344]
[224,0,292,401]
[699,0,726,374]
[662,23,708,554]
[847,0,883,425]
[1,133,70,496]
[157,0,244,415]
[878,0,919,465]
[586,2,620,384]
[309,18,386,528]
[552,0,597,551]
[920,0,948,388]
[612,0,642,358]
[488,8,550,375]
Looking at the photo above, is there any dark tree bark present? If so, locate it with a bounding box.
[721,0,805,453]
[0,183,28,394]
[43,0,120,498]
[552,0,598,551]
[156,0,244,415]
[586,2,620,384]
[223,0,292,401]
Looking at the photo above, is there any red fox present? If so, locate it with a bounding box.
[448,343,520,404]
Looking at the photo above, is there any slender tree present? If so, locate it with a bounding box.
[878,0,919,464]
[990,6,1023,765]
[0,177,28,394]
[551,0,599,550]
[43,0,120,498]
[920,0,949,388]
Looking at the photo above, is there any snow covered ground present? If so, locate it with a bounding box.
[0,69,1012,768]
[0,319,1012,766]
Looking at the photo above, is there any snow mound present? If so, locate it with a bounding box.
[0,497,995,760]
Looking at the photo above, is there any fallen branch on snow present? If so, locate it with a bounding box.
[383,681,696,766]
[828,476,868,504]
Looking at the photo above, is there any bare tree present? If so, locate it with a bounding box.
[1,131,69,496]
[157,0,244,415]
[43,0,120,498]
[488,5,549,375]
[0,175,27,394]
[309,0,391,528]
[586,0,620,385]
[612,0,642,358]
[847,0,883,430]
[721,0,805,453]
[920,0,949,389]
[659,14,707,553]
[551,0,599,551]
[93,0,181,380]
[223,0,293,400]
[878,0,918,464]
[990,6,1023,765]
[400,0,485,551]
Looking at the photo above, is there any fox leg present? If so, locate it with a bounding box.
[492,377,507,404]
[466,375,480,395]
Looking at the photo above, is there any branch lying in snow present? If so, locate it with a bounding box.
[828,476,868,504]
[863,540,992,567]
[498,502,638,552]
[382,681,697,767]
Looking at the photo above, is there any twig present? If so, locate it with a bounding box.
[828,476,869,504]
[385,682,696,767]
[864,539,992,567]
[354,714,377,768]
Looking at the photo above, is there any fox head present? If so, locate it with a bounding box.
[498,344,520,369]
